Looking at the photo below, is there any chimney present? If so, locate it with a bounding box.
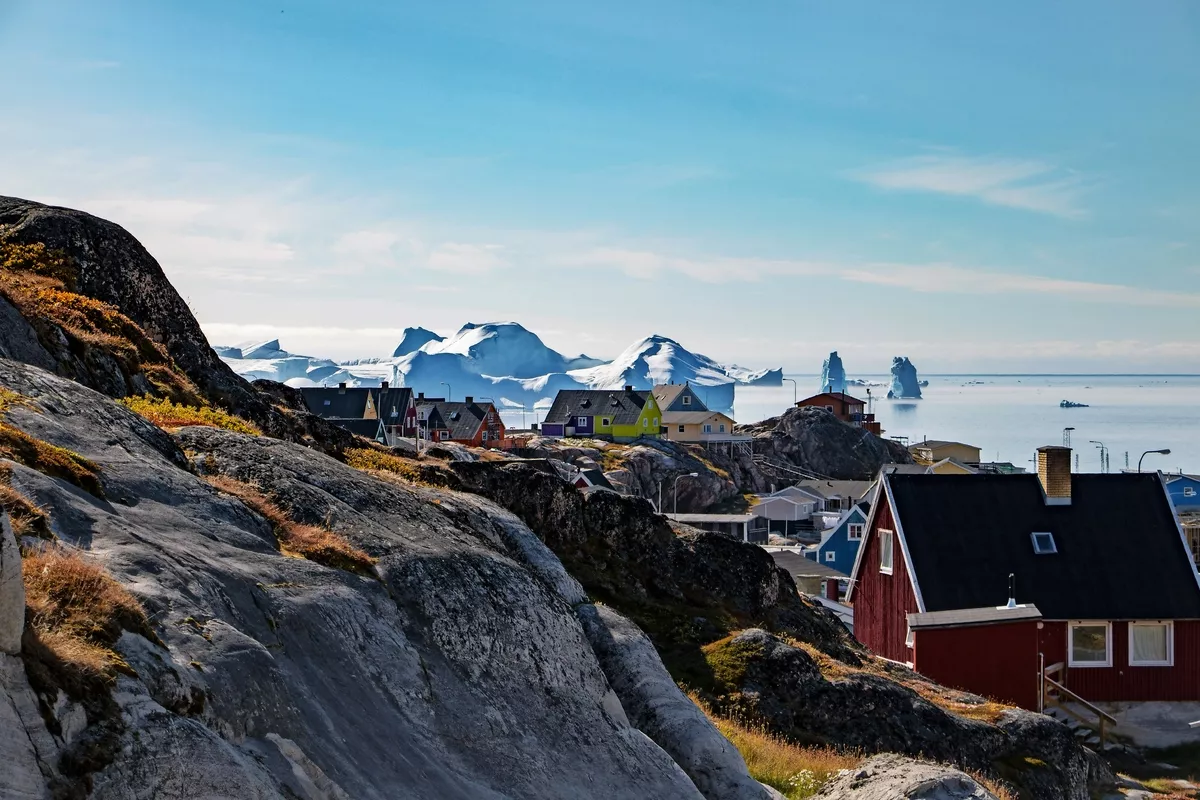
[380,380,389,391]
[1036,446,1072,504]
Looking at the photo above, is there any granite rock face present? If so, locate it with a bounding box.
[0,358,728,800]
[741,407,912,480]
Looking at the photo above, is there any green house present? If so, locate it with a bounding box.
[540,387,663,442]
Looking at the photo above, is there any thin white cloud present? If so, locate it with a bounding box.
[851,154,1089,219]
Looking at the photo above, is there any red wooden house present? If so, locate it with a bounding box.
[795,392,881,436]
[847,445,1200,711]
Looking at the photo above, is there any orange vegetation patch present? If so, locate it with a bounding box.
[22,545,153,682]
[205,475,376,576]
[119,395,261,436]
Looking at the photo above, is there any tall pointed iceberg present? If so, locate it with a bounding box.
[820,351,847,394]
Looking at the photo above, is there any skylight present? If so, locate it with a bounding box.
[1031,532,1057,555]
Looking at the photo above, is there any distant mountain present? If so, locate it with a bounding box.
[214,323,781,414]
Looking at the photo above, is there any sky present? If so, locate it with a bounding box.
[2,1,1199,373]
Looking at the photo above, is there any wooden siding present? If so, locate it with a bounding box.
[1037,620,1200,702]
[851,496,920,662]
[913,621,1042,710]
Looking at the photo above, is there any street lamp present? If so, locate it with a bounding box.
[674,472,699,514]
[782,377,797,406]
[1138,449,1171,473]
[440,381,451,401]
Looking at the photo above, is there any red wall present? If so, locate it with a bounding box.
[1036,620,1200,702]
[914,621,1042,709]
[851,497,920,662]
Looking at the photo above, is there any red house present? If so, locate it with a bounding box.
[847,445,1200,711]
[795,392,881,435]
[415,396,506,447]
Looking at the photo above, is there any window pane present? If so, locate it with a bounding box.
[1132,624,1168,663]
[1071,625,1108,663]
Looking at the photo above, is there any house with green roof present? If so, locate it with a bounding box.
[539,386,662,442]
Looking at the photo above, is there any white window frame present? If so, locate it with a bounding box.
[1129,621,1174,667]
[878,529,894,575]
[1068,621,1112,668]
[825,551,836,563]
[848,523,865,541]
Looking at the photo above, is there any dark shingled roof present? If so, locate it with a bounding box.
[417,400,490,441]
[886,473,1200,620]
[543,389,650,426]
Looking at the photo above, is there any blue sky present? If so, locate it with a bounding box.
[2,1,1198,372]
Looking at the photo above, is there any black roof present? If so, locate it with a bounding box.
[300,386,413,422]
[885,473,1200,619]
[543,389,650,426]
[417,400,490,441]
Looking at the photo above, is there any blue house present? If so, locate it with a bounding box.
[803,502,870,573]
[1166,474,1200,513]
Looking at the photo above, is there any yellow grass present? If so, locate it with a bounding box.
[119,395,261,436]
[205,475,376,576]
[690,692,860,798]
[22,546,151,681]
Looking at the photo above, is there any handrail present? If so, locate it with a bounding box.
[1045,676,1117,725]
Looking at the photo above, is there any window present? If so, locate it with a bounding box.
[1185,487,1197,498]
[678,425,685,433]
[1031,532,1057,554]
[879,529,894,574]
[1130,622,1173,666]
[1068,623,1111,667]
[825,551,836,563]
[848,523,865,541]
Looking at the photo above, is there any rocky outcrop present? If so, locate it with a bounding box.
[817,754,996,800]
[742,407,912,480]
[888,357,922,400]
[0,196,356,453]
[0,358,725,799]
[702,630,1112,800]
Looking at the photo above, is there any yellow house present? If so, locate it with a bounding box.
[662,410,737,443]
[909,440,982,466]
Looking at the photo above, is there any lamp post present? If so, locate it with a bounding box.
[674,472,699,514]
[440,381,451,401]
[1138,449,1171,473]
[783,377,797,406]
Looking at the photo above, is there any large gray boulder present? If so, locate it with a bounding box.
[817,754,996,800]
[0,358,708,799]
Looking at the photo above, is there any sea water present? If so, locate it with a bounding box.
[734,375,1200,475]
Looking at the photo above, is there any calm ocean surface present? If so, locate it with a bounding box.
[734,375,1200,475]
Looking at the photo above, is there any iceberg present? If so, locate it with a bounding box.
[820,351,847,394]
[214,324,780,415]
[886,357,922,399]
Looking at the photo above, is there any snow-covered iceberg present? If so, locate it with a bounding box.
[214,323,780,414]
[886,356,923,399]
[820,351,847,394]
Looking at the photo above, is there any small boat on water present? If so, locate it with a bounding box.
[1060,399,1089,408]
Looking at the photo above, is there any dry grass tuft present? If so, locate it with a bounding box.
[22,545,154,683]
[0,422,103,497]
[205,475,376,576]
[690,692,860,798]
[119,395,261,436]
